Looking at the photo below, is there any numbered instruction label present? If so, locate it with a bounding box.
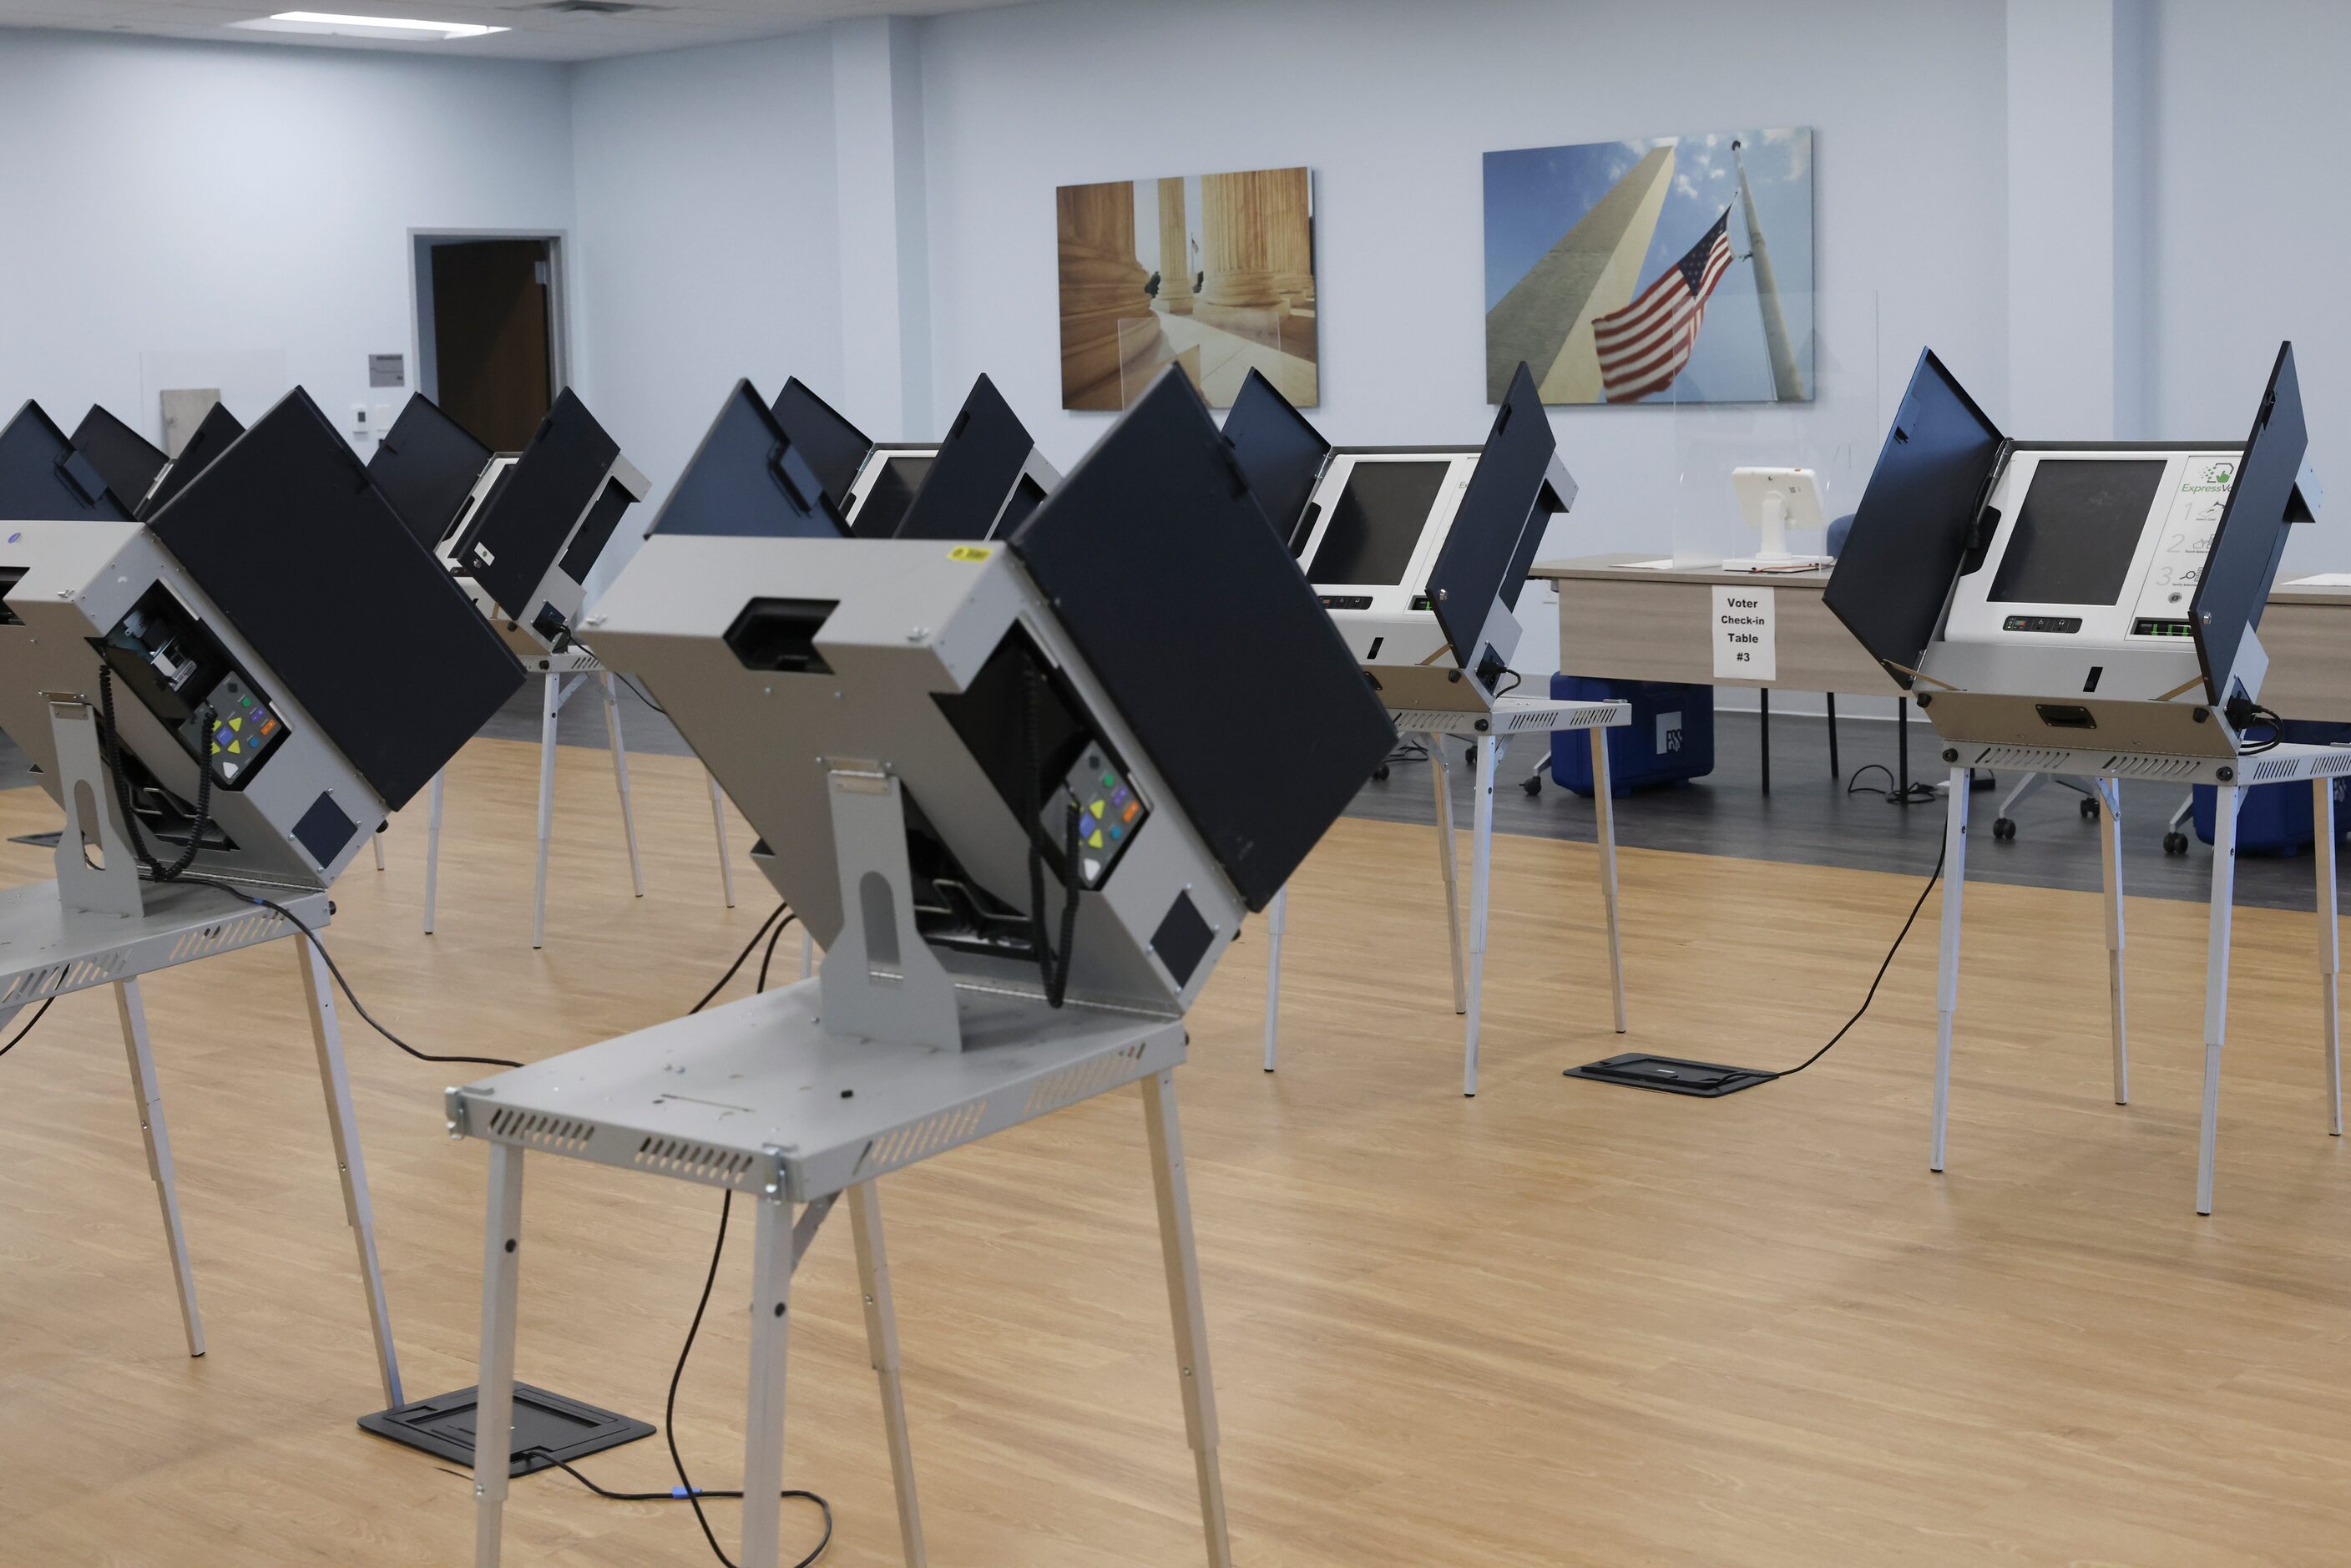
[1712,584,1777,681]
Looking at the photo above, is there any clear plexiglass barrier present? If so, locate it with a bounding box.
[1663,290,1880,569]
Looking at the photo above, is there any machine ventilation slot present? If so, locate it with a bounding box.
[2248,756,2320,784]
[2101,754,2201,780]
[1024,1043,1149,1116]
[634,1136,757,1182]
[1,956,120,1004]
[488,1108,593,1151]
[166,913,281,963]
[1973,746,2073,772]
[857,1101,987,1175]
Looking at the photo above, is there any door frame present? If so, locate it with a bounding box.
[407,228,572,421]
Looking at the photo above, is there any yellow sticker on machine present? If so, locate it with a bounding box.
[948,545,993,562]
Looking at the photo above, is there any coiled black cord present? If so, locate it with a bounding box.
[97,665,215,882]
[1019,664,1082,1008]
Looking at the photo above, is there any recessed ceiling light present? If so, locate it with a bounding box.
[230,11,509,40]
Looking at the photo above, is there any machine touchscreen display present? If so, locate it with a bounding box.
[1306,460,1449,586]
[1989,458,2166,605]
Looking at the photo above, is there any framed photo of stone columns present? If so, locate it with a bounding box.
[1484,128,1813,405]
[1055,165,1318,411]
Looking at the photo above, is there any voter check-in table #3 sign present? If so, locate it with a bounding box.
[1714,584,1777,681]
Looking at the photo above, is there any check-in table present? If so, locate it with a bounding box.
[1534,557,2351,792]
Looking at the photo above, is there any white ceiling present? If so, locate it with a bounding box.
[0,0,1022,61]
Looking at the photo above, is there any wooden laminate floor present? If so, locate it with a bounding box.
[1,736,2347,1565]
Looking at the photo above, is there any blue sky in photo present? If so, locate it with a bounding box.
[1484,128,1815,402]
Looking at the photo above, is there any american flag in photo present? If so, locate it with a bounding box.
[1591,209,1735,402]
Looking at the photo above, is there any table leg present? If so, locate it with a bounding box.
[850,1181,927,1565]
[2318,779,2342,1137]
[372,827,385,872]
[1898,698,1911,798]
[600,672,646,899]
[708,770,736,909]
[1826,691,1839,779]
[1141,1071,1234,1568]
[739,1191,796,1568]
[1589,728,1626,1035]
[1261,883,1286,1073]
[2198,781,2242,1216]
[1464,734,1497,1097]
[1932,765,1971,1173]
[2097,777,2129,1105]
[1759,688,1771,797]
[801,928,814,979]
[472,1143,524,1568]
[295,934,402,1407]
[1428,734,1466,1015]
[533,672,559,950]
[117,978,204,1357]
[423,769,445,935]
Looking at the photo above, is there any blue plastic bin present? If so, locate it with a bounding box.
[1551,674,1715,797]
[2192,721,2351,853]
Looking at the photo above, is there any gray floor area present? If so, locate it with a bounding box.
[3,689,2338,917]
[1357,709,2343,916]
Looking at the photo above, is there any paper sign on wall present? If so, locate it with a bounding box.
[1712,584,1777,680]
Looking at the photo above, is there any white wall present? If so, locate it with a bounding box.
[569,30,844,534]
[918,0,2012,565]
[0,28,573,448]
[2146,0,2348,577]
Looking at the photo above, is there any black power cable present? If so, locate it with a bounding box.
[185,881,524,1072]
[644,903,826,1568]
[1768,832,1949,1079]
[90,665,518,1073]
[0,998,56,1060]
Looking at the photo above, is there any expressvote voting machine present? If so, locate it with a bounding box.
[368,389,677,943]
[0,386,523,1405]
[771,370,1060,542]
[442,367,1393,1568]
[1826,341,2337,1213]
[1226,362,1630,1092]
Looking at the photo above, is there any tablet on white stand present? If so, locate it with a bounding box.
[1723,465,1830,570]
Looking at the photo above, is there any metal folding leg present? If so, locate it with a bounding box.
[849,1181,927,1565]
[2319,779,2343,1138]
[1429,735,1467,1015]
[1463,735,1498,1097]
[1261,883,1286,1072]
[423,769,446,935]
[1140,1071,1234,1568]
[471,1143,523,1568]
[2096,777,2129,1104]
[1931,765,1971,1172]
[599,673,646,901]
[372,828,385,872]
[117,978,204,1357]
[740,1192,797,1568]
[2197,783,2242,1216]
[1589,729,1626,1034]
[532,673,561,949]
[294,934,403,1407]
[708,770,736,908]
